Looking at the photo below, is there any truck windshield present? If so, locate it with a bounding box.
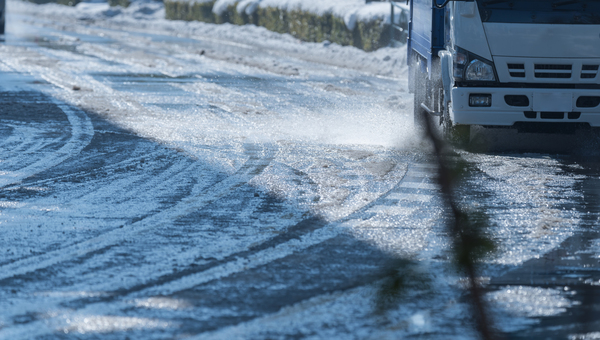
[476,0,600,24]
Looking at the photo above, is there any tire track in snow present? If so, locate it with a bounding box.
[138,162,439,295]
[0,54,95,189]
[3,148,167,191]
[0,149,203,269]
[0,44,284,284]
[0,100,94,189]
[53,150,201,214]
[0,125,52,170]
[0,143,277,283]
[30,163,437,314]
[2,162,443,340]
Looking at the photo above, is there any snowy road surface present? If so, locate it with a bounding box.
[1,1,600,339]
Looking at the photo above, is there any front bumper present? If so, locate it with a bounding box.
[451,87,600,127]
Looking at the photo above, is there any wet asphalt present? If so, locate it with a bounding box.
[1,5,600,339]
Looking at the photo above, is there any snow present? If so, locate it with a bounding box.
[212,0,237,15]
[207,0,407,30]
[259,0,365,30]
[237,0,260,15]
[63,0,166,21]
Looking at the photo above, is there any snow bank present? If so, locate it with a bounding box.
[165,0,409,51]
[210,0,408,30]
[73,0,165,20]
[260,0,365,30]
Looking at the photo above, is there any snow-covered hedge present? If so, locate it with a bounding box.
[164,0,408,51]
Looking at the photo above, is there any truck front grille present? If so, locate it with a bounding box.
[581,65,599,79]
[534,64,572,79]
[508,64,525,78]
[497,57,600,83]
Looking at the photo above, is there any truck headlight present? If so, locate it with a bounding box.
[453,46,497,83]
[465,59,496,81]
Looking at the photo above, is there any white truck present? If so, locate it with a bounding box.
[407,0,600,144]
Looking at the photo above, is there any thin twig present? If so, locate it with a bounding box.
[421,116,496,340]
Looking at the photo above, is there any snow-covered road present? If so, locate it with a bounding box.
[1,1,600,339]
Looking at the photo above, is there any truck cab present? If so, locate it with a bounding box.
[409,0,600,143]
